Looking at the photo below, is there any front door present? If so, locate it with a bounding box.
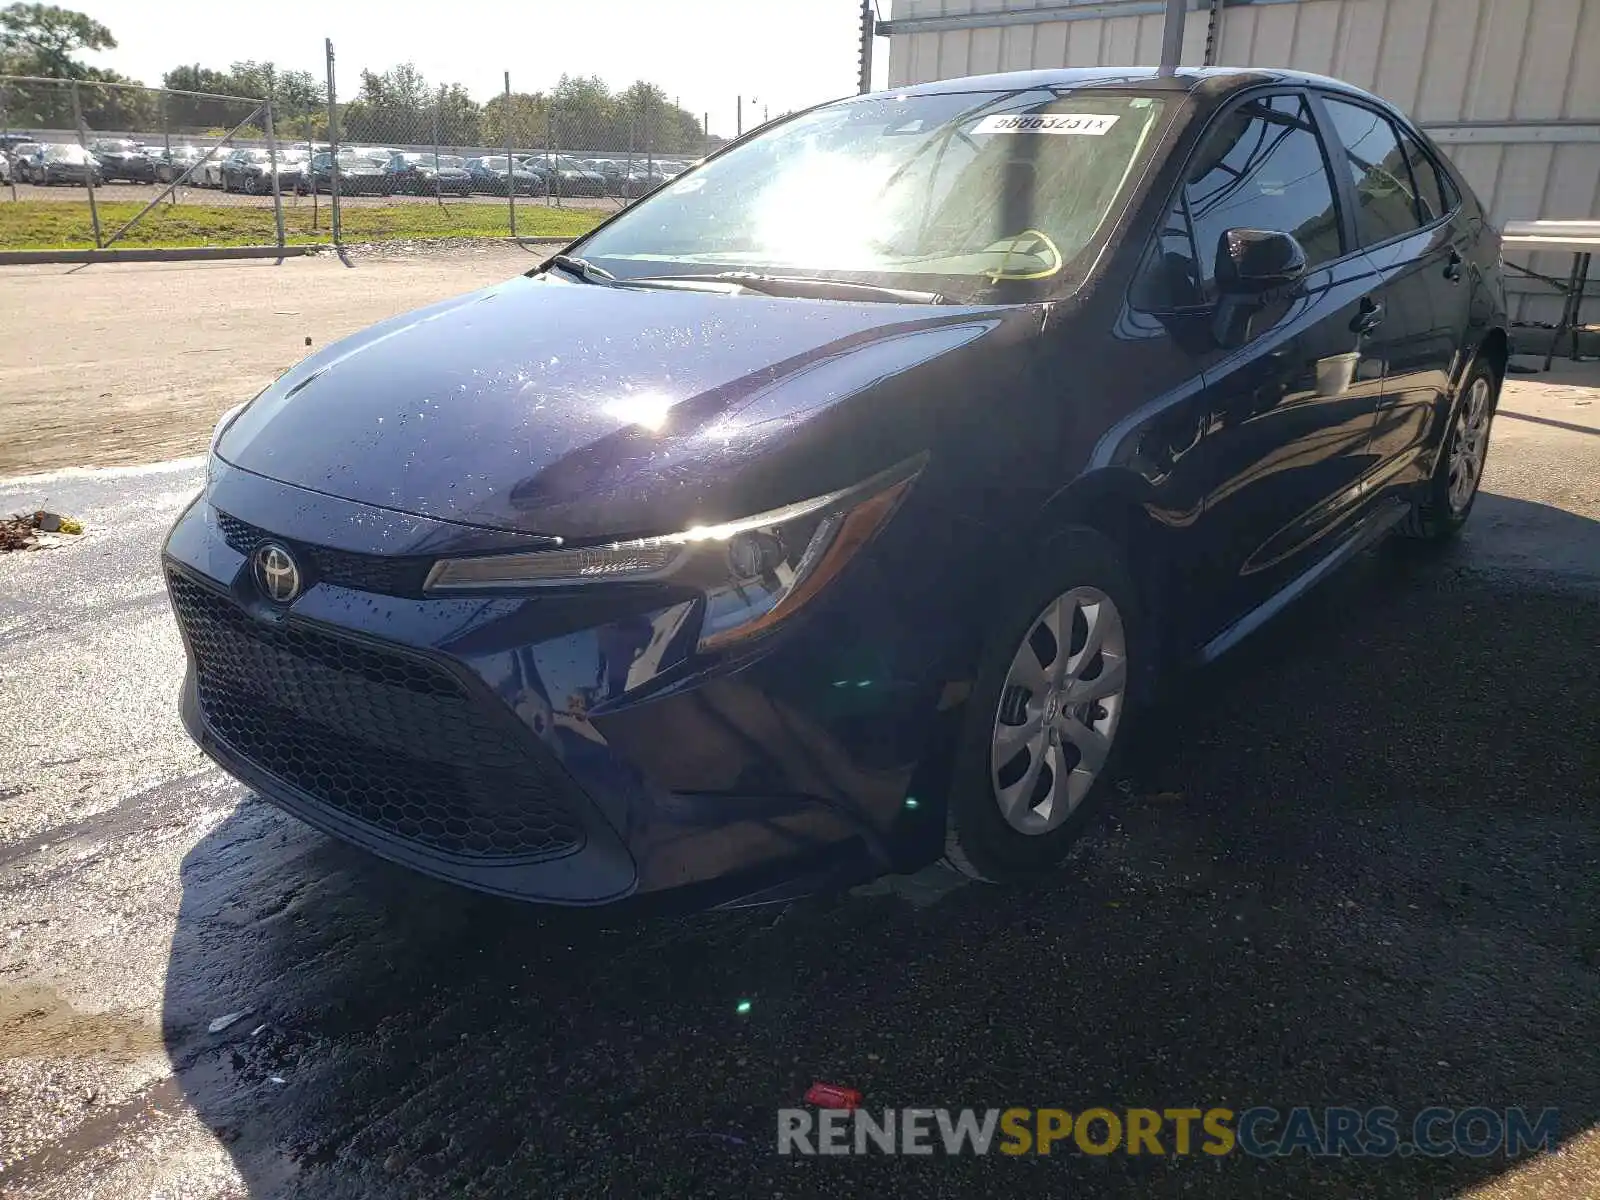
[1142,90,1386,643]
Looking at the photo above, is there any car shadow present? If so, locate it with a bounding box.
[162,492,1600,1199]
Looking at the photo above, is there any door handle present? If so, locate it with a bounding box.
[1444,250,1464,283]
[1352,297,1385,334]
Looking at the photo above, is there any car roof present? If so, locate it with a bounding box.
[887,65,1385,106]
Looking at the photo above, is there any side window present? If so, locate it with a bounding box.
[1183,93,1344,295]
[1131,194,1202,310]
[1321,98,1425,245]
[1398,128,1450,224]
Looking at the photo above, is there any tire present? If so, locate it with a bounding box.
[942,528,1145,882]
[244,175,258,195]
[1397,356,1500,542]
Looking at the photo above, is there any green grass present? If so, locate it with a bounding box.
[0,199,604,249]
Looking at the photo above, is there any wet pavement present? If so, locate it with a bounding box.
[0,365,1597,1198]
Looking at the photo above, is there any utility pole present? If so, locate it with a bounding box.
[1160,0,1187,71]
[736,95,742,138]
[325,38,341,246]
[505,71,516,236]
[858,0,875,94]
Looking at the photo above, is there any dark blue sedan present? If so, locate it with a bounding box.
[165,67,1507,906]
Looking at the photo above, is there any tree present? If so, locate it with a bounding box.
[0,2,114,77]
[0,6,155,130]
[158,60,326,136]
[435,83,481,146]
[160,63,252,131]
[339,63,478,147]
[550,74,618,150]
[481,90,546,150]
[75,67,154,128]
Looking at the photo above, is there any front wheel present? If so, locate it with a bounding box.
[943,529,1143,882]
[1398,359,1500,542]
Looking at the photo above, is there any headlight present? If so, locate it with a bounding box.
[424,460,920,650]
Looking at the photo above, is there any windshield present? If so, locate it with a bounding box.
[338,152,386,168]
[45,144,94,163]
[578,88,1168,301]
[408,154,463,167]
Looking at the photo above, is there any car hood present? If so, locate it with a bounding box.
[217,273,1033,539]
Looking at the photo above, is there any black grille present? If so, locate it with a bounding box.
[168,570,585,861]
[216,511,433,597]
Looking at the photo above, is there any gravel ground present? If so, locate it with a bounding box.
[0,344,1596,1196]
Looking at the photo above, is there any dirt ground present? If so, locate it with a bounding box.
[0,245,553,477]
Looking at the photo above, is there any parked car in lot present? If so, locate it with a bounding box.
[153,144,206,184]
[615,162,677,198]
[168,67,1508,909]
[23,143,103,187]
[0,153,9,185]
[221,147,306,194]
[89,137,158,182]
[383,152,474,196]
[542,154,608,197]
[7,142,44,182]
[584,157,626,192]
[303,150,391,195]
[0,132,37,158]
[195,150,231,189]
[467,155,544,195]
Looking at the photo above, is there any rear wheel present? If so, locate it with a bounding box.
[1398,359,1500,542]
[943,529,1143,882]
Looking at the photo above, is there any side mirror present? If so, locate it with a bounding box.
[1215,228,1308,296]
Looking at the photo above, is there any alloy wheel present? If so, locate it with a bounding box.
[1447,376,1493,513]
[991,586,1128,835]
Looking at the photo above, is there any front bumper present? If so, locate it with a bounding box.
[163,466,954,906]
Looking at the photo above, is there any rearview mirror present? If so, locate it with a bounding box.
[1215,228,1308,296]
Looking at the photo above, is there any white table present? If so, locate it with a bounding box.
[1500,220,1600,370]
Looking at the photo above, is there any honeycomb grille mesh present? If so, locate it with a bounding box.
[168,570,584,861]
[215,510,432,597]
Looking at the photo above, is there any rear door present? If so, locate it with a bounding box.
[1314,94,1463,498]
[1133,89,1386,640]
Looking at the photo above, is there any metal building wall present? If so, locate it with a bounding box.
[883,0,1600,322]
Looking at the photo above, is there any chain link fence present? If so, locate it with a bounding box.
[1,40,738,254]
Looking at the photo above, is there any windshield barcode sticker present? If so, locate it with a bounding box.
[972,113,1121,136]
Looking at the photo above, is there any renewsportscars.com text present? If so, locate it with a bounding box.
[777,1106,1560,1158]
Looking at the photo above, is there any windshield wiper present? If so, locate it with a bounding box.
[630,271,947,304]
[544,254,618,285]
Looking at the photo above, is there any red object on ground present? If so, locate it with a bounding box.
[805,1082,863,1110]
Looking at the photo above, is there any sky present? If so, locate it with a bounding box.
[78,0,892,138]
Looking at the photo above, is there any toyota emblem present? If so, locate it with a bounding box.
[252,542,302,604]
